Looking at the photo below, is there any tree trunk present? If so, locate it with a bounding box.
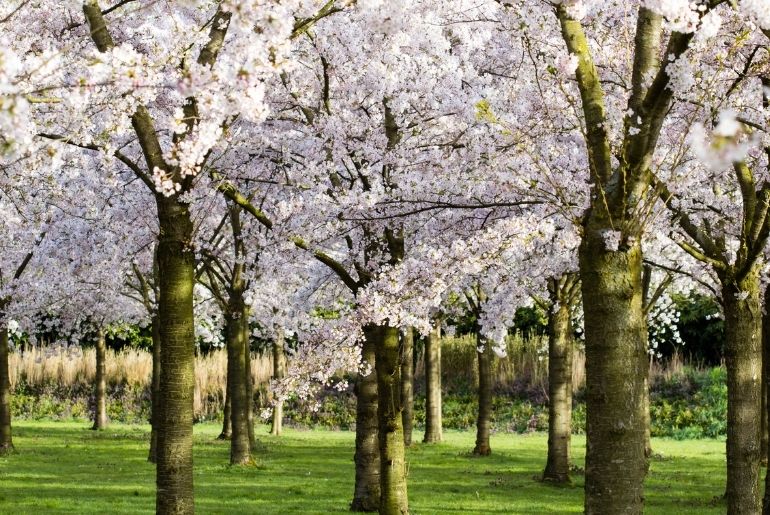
[155,196,196,515]
[722,271,762,514]
[218,390,232,440]
[376,325,408,514]
[543,303,573,481]
[762,306,768,466]
[92,327,108,430]
[0,326,13,454]
[473,332,493,456]
[580,231,647,514]
[270,329,286,436]
[225,305,252,465]
[400,327,414,447]
[762,282,770,513]
[149,314,161,462]
[643,361,653,459]
[244,313,256,453]
[423,320,442,444]
[351,326,380,512]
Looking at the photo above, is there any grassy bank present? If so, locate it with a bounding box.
[0,421,728,514]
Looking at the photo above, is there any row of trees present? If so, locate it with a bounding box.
[1,0,769,514]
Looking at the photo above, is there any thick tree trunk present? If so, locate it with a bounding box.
[92,328,108,430]
[0,326,13,454]
[763,283,770,513]
[423,320,442,444]
[155,197,196,515]
[400,327,414,447]
[218,390,232,440]
[271,329,286,436]
[351,326,380,512]
[473,333,493,456]
[225,305,252,465]
[580,231,647,514]
[722,272,762,514]
[543,303,573,481]
[149,315,161,462]
[762,304,768,466]
[376,325,408,514]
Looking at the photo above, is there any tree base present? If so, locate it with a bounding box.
[0,442,14,456]
[542,470,570,484]
[217,432,232,441]
[472,445,491,456]
[350,498,379,512]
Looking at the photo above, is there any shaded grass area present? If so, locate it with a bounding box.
[0,421,727,514]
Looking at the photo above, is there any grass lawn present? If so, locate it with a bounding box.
[0,421,727,514]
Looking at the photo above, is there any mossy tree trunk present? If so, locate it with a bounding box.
[0,326,13,454]
[400,327,414,447]
[722,270,762,514]
[580,230,647,514]
[154,196,196,515]
[423,320,442,444]
[352,326,380,512]
[149,314,161,461]
[376,325,408,514]
[763,282,770,513]
[92,327,108,431]
[271,329,287,436]
[543,276,576,482]
[473,333,493,456]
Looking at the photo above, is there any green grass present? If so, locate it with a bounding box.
[0,421,728,514]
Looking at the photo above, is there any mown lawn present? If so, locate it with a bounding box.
[0,421,727,514]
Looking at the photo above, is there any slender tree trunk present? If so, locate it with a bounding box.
[473,332,493,456]
[423,320,442,443]
[722,271,762,514]
[351,326,380,512]
[155,197,196,515]
[0,326,13,454]
[400,327,414,447]
[543,303,573,481]
[643,360,653,459]
[376,325,408,514]
[580,231,647,514]
[92,327,108,430]
[225,305,251,465]
[218,390,232,440]
[149,315,161,462]
[271,329,286,436]
[762,313,768,466]
[244,312,256,452]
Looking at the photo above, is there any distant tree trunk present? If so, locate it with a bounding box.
[376,325,408,514]
[92,327,108,430]
[149,314,161,461]
[721,270,762,514]
[225,305,251,465]
[271,329,286,436]
[0,326,13,454]
[643,363,652,459]
[543,302,573,482]
[423,320,442,444]
[473,332,493,456]
[244,311,256,452]
[400,327,414,447]
[218,389,232,440]
[351,326,380,512]
[155,195,196,514]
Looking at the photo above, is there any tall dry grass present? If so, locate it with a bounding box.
[10,346,273,419]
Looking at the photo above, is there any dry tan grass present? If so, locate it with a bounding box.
[10,346,273,418]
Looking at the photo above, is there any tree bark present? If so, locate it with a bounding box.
[271,329,286,436]
[376,325,408,514]
[351,326,380,512]
[400,327,414,447]
[580,231,647,514]
[244,312,256,453]
[0,326,13,454]
[543,302,573,481]
[218,389,232,440]
[643,362,653,460]
[149,314,161,461]
[722,271,762,514]
[92,327,108,430]
[473,332,493,456]
[423,320,442,444]
[155,196,196,515]
[762,282,770,513]
[225,304,252,465]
